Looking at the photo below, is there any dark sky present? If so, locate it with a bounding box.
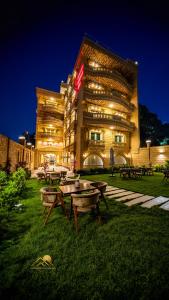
[1,0,169,141]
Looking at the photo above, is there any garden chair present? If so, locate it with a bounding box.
[91,181,108,209]
[49,172,61,185]
[37,171,46,181]
[60,171,67,179]
[60,174,80,185]
[71,190,101,232]
[40,187,67,225]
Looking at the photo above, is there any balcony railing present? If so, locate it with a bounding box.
[88,140,105,147]
[37,132,63,139]
[84,88,134,111]
[112,142,127,148]
[83,112,135,131]
[86,65,132,92]
[38,103,63,114]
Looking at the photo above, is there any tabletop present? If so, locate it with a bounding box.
[59,182,95,195]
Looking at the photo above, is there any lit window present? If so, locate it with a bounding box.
[115,135,123,143]
[91,132,100,141]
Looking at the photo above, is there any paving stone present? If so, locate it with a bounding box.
[125,195,154,206]
[160,201,169,211]
[141,196,169,208]
[107,191,134,199]
[106,186,119,190]
[115,193,143,202]
[105,188,121,194]
[105,189,126,196]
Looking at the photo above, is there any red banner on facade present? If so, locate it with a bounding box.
[74,64,84,93]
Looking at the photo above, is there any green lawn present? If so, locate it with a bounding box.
[0,174,169,300]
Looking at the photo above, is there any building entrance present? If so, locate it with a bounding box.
[43,154,56,166]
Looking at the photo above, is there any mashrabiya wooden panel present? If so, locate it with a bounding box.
[125,195,155,206]
[141,196,169,208]
[115,193,143,202]
[160,201,169,211]
[107,191,134,199]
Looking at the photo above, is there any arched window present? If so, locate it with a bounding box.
[114,155,126,165]
[83,154,103,168]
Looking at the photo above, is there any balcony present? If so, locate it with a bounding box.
[83,112,135,131]
[38,107,64,121]
[37,141,63,150]
[36,132,63,140]
[38,103,63,115]
[84,88,134,111]
[86,65,132,93]
[88,140,105,149]
[112,142,127,148]
[38,114,64,126]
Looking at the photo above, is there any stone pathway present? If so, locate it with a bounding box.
[105,186,169,211]
[125,195,154,206]
[141,196,169,208]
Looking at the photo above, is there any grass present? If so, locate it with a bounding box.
[0,173,169,300]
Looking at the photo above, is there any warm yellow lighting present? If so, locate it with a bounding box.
[110,126,114,130]
[159,148,164,154]
[27,142,32,146]
[50,97,54,100]
[83,153,88,158]
[18,136,25,140]
[109,104,114,108]
[49,124,53,127]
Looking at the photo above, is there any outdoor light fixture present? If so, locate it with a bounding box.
[146,140,151,166]
[19,136,25,140]
[146,140,151,146]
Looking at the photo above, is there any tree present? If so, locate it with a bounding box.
[139,104,166,146]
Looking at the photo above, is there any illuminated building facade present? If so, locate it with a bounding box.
[35,88,64,168]
[35,37,140,169]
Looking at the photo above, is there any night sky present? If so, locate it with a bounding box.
[1,0,169,141]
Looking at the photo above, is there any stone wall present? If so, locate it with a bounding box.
[0,134,34,172]
[132,145,169,166]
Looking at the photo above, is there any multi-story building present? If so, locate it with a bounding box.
[62,37,139,170]
[35,88,64,168]
[35,37,140,170]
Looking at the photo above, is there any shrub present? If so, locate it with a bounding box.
[12,168,26,194]
[153,164,165,172]
[0,171,7,186]
[0,181,18,207]
[165,160,169,170]
[0,168,26,209]
[77,169,91,175]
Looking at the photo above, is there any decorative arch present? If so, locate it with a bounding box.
[114,154,127,165]
[83,154,103,168]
